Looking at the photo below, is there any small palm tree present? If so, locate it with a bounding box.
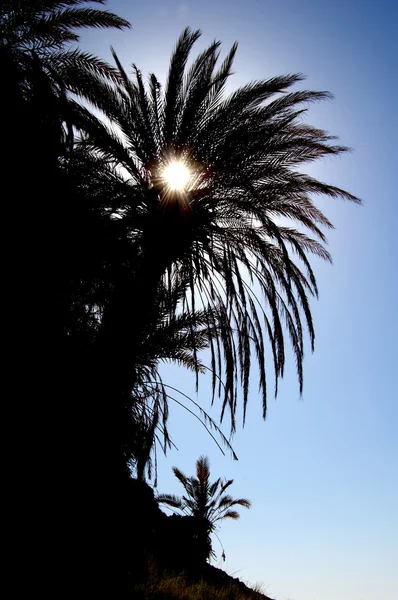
[157,455,251,561]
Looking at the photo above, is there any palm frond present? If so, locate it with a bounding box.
[156,494,183,509]
[219,510,240,520]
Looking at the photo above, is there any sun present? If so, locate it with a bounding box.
[162,160,191,191]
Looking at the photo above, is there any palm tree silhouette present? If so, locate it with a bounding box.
[1,0,130,168]
[158,455,251,561]
[79,27,359,432]
[1,17,360,591]
[1,3,131,596]
[1,1,130,354]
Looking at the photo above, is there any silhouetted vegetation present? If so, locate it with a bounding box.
[1,2,359,596]
[133,568,273,600]
[158,456,251,562]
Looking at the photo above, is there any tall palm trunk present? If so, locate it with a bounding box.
[89,201,196,472]
[60,236,179,593]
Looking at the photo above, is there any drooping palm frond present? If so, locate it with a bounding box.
[79,27,359,429]
[155,493,183,510]
[114,277,239,481]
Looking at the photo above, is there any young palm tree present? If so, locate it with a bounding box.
[78,27,359,433]
[158,455,251,561]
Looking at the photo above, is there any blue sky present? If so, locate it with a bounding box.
[80,2,397,599]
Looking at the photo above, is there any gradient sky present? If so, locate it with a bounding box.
[80,2,397,599]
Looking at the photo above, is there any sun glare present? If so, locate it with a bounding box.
[162,161,191,191]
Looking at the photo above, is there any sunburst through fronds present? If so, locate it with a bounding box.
[77,27,360,433]
[162,160,191,191]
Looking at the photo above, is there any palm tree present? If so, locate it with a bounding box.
[1,0,130,176]
[0,21,359,593]
[158,455,251,561]
[77,27,359,435]
[0,0,130,387]
[1,0,130,354]
[1,4,131,596]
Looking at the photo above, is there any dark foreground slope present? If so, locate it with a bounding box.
[130,480,273,600]
[133,566,273,599]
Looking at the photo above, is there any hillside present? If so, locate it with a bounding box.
[133,564,274,600]
[130,479,273,599]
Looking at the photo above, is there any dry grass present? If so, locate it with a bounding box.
[133,572,270,600]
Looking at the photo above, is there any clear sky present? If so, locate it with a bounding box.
[80,2,397,599]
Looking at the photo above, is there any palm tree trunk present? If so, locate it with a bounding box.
[60,242,173,593]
